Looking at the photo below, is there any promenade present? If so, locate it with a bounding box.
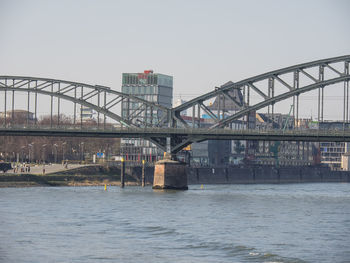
[9,163,94,175]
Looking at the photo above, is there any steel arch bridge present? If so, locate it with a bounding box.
[1,55,350,154]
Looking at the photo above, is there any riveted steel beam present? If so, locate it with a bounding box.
[210,75,350,129]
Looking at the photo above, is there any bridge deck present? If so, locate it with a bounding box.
[2,126,350,142]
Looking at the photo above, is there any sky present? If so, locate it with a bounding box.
[0,0,349,119]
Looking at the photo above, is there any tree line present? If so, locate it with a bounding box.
[0,114,120,163]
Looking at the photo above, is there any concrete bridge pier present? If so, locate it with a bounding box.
[152,154,188,190]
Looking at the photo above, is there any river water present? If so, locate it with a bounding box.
[0,183,349,263]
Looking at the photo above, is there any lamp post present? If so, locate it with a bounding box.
[28,143,34,164]
[62,142,66,162]
[42,144,47,164]
[53,143,58,163]
[80,142,85,162]
[106,144,110,162]
[20,146,25,163]
[72,148,76,160]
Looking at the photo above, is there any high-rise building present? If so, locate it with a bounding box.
[121,70,173,162]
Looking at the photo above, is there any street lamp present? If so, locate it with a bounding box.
[28,143,34,164]
[53,144,58,163]
[42,144,47,164]
[62,142,67,162]
[20,146,26,163]
[80,142,85,162]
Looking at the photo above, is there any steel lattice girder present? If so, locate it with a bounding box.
[1,55,350,153]
[0,76,170,128]
[2,126,350,142]
[172,55,350,129]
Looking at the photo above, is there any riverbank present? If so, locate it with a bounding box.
[0,174,138,187]
[186,166,350,184]
[1,163,349,187]
[0,164,138,187]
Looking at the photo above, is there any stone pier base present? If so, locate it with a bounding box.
[152,159,188,190]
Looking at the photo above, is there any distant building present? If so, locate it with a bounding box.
[174,98,187,116]
[209,85,244,114]
[178,86,249,166]
[341,152,350,171]
[318,122,350,170]
[254,114,315,166]
[207,86,254,165]
[256,113,295,130]
[80,106,95,122]
[0,109,35,124]
[254,140,314,166]
[321,141,348,170]
[253,119,350,169]
[121,70,173,162]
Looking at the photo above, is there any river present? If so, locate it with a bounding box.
[0,183,349,263]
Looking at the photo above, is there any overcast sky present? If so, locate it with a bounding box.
[0,0,349,119]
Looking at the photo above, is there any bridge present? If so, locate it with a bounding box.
[1,55,350,155]
[2,125,350,143]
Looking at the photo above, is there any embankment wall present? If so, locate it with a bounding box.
[130,165,350,184]
[2,164,349,187]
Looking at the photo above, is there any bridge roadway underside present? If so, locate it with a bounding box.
[2,127,350,143]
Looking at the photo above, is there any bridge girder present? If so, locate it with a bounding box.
[1,55,350,154]
[211,75,350,129]
[3,126,350,143]
[172,55,350,130]
[0,76,170,128]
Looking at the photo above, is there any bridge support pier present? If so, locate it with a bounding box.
[152,158,188,190]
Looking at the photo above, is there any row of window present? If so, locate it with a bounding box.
[122,74,158,85]
[321,152,343,157]
[122,74,173,87]
[322,158,342,162]
[122,85,173,97]
[320,142,345,147]
[320,148,345,153]
[121,101,163,110]
[122,85,158,95]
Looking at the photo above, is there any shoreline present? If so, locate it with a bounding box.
[0,180,140,188]
[1,164,350,188]
[0,166,138,188]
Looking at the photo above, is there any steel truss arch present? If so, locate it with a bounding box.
[172,55,350,129]
[0,76,170,128]
[212,75,350,129]
[1,56,350,155]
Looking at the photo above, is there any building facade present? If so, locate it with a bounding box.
[180,86,250,166]
[120,70,173,162]
[0,110,36,125]
[254,113,315,166]
[80,106,95,122]
[317,122,350,170]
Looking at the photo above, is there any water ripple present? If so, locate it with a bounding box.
[0,183,349,262]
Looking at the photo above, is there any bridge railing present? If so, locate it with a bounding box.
[2,124,350,136]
